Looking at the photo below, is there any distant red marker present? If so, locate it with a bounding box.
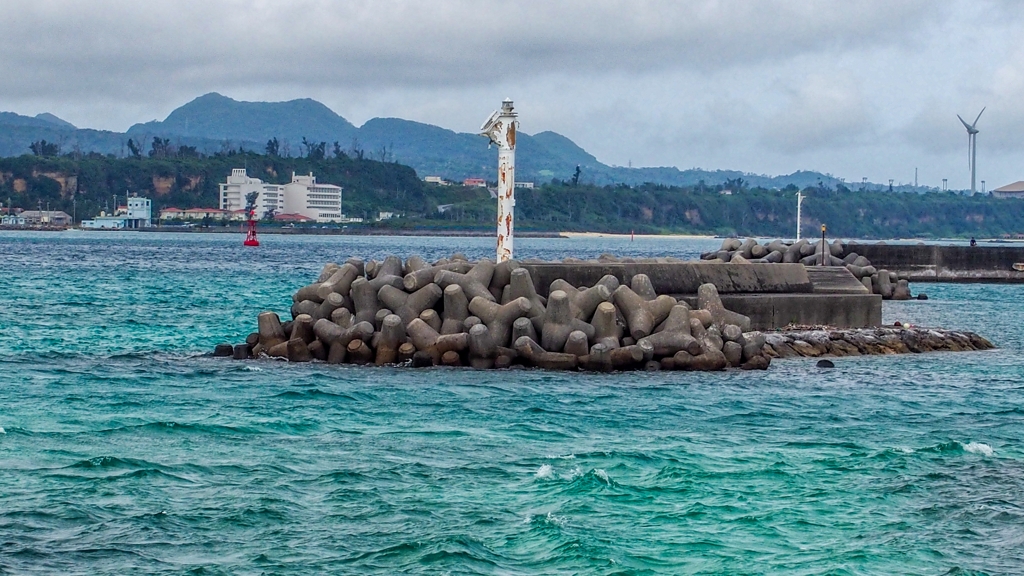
[244,209,259,246]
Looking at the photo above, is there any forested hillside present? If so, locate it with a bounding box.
[0,149,429,222]
[2,149,1021,239]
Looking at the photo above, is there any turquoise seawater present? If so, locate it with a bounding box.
[1,230,1023,575]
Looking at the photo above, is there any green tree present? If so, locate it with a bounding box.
[126,139,142,159]
[149,137,172,158]
[29,140,61,157]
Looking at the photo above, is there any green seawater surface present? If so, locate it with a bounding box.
[1,231,1023,575]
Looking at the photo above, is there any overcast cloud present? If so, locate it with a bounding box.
[1,0,1022,189]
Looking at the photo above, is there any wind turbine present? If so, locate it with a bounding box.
[957,107,985,195]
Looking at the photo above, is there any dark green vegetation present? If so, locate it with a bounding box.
[1,93,862,190]
[2,150,1021,239]
[427,181,1024,239]
[0,150,423,224]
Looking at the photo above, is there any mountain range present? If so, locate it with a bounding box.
[1,92,856,189]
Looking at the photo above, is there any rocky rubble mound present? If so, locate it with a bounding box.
[763,326,994,358]
[215,254,775,371]
[701,237,916,300]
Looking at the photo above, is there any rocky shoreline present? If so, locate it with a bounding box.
[765,326,994,358]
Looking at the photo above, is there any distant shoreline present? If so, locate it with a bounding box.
[562,231,716,240]
[7,225,1024,244]
[133,226,564,238]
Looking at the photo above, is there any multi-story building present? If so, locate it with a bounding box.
[123,196,153,228]
[82,195,152,229]
[218,169,284,220]
[219,169,343,222]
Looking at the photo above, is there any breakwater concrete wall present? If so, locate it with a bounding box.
[848,243,1024,283]
[519,262,878,330]
[519,262,813,296]
[701,238,915,301]
[679,293,881,331]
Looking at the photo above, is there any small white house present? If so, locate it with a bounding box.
[81,214,126,229]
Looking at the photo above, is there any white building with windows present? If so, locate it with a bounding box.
[219,169,343,222]
[219,169,284,220]
[81,195,152,229]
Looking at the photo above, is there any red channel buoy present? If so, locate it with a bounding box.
[244,213,259,246]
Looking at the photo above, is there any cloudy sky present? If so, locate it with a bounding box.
[2,0,1022,189]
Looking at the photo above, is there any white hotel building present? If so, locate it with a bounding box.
[219,169,343,222]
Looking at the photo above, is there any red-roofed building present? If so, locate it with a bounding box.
[182,208,227,220]
[159,207,184,220]
[273,213,315,223]
[993,181,1024,199]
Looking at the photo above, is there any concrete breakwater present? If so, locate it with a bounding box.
[847,243,1024,283]
[216,253,993,370]
[219,254,780,371]
[701,238,916,300]
[764,326,994,359]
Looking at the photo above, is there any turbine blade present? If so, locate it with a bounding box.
[957,114,971,130]
[974,107,986,125]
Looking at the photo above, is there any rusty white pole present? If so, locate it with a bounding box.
[795,191,803,241]
[480,99,518,262]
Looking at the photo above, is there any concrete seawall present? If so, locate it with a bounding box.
[519,262,813,296]
[848,244,1024,283]
[520,262,879,330]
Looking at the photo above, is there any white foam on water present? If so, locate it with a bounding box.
[244,366,263,372]
[964,442,994,456]
[562,466,583,481]
[535,464,554,479]
[896,446,914,454]
[545,512,567,526]
[0,426,5,434]
[595,469,610,484]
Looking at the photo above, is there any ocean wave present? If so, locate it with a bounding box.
[0,426,5,434]
[915,440,996,457]
[63,455,162,470]
[541,511,568,527]
[108,468,194,483]
[559,467,619,493]
[47,456,201,482]
[963,441,995,456]
[535,464,554,479]
[96,420,256,436]
[272,388,354,400]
